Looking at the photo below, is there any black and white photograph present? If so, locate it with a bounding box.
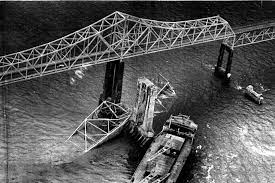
[0,1,274,183]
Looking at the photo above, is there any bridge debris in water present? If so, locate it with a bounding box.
[66,101,131,152]
[125,75,177,147]
[66,75,176,152]
[131,115,198,183]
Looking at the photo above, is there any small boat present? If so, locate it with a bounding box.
[245,85,264,104]
[131,114,197,183]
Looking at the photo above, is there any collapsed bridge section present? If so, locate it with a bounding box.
[66,101,131,152]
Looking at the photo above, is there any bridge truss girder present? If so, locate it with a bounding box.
[66,100,131,152]
[224,23,275,48]
[0,11,235,86]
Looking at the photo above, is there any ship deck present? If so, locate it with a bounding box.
[132,133,186,182]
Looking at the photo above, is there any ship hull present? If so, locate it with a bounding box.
[131,114,197,183]
[245,92,263,104]
[166,139,192,183]
[131,133,193,183]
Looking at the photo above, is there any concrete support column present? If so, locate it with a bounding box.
[225,49,234,75]
[99,60,124,104]
[214,43,234,81]
[217,43,225,68]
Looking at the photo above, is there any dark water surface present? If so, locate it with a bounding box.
[0,1,274,183]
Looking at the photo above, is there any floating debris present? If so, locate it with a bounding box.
[126,76,177,147]
[206,164,214,180]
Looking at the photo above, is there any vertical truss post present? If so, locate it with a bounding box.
[99,60,125,104]
[84,120,87,151]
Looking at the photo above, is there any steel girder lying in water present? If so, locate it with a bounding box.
[66,101,131,152]
[0,11,235,86]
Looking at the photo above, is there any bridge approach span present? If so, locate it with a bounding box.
[0,11,235,86]
[224,21,275,47]
[0,11,274,86]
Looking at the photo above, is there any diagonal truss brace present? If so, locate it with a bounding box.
[66,100,131,152]
[0,12,235,86]
[223,22,275,48]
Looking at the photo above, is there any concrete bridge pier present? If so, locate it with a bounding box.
[99,60,124,104]
[214,43,234,82]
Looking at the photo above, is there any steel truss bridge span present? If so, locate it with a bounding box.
[0,11,235,86]
[0,11,274,86]
[224,21,275,48]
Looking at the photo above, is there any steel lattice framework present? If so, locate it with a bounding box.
[66,100,131,152]
[1,11,274,86]
[0,11,235,86]
[224,22,275,48]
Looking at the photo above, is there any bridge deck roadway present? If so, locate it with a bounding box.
[233,20,275,34]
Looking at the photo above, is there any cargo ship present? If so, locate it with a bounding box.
[131,114,198,183]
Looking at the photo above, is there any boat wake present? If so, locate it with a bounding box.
[205,164,215,183]
[256,83,270,93]
[233,81,243,90]
[239,126,275,157]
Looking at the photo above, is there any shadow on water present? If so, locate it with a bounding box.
[18,142,205,183]
[176,148,206,183]
[126,144,147,173]
[19,133,130,182]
